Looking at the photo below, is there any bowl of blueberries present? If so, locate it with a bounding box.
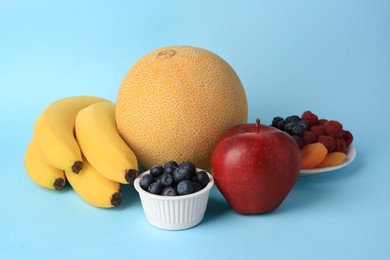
[134,160,214,230]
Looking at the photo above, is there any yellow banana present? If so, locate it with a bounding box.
[33,96,108,173]
[65,157,122,208]
[75,101,139,184]
[24,138,66,190]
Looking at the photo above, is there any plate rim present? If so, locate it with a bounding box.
[299,145,356,177]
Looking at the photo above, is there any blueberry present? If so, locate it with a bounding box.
[161,187,178,196]
[164,161,178,174]
[271,116,284,128]
[194,171,209,187]
[292,135,304,149]
[179,161,196,173]
[286,115,301,123]
[164,160,178,168]
[158,173,175,187]
[291,125,305,136]
[173,166,194,183]
[192,182,203,193]
[150,165,164,178]
[284,121,297,134]
[177,180,195,195]
[297,120,310,131]
[277,119,286,130]
[147,182,163,195]
[139,174,155,191]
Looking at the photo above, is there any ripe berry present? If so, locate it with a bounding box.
[192,182,203,193]
[158,173,175,187]
[317,135,336,152]
[179,161,196,174]
[173,166,194,183]
[285,115,301,123]
[148,182,163,195]
[291,125,305,136]
[318,119,328,126]
[164,161,178,174]
[302,131,317,144]
[343,130,354,146]
[335,138,348,154]
[272,116,284,128]
[143,161,210,196]
[324,120,343,138]
[140,174,155,191]
[161,187,178,196]
[150,165,164,178]
[301,111,318,126]
[277,120,286,131]
[284,121,296,134]
[177,180,195,195]
[310,125,325,138]
[297,120,310,131]
[292,135,304,149]
[194,171,209,188]
[165,160,179,168]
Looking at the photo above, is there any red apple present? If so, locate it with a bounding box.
[210,118,301,214]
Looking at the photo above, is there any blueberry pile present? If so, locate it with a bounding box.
[271,115,309,149]
[139,161,210,196]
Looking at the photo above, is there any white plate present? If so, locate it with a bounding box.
[299,145,357,177]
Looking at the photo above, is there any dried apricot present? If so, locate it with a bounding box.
[300,143,328,169]
[315,152,346,168]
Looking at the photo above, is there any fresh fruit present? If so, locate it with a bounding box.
[147,182,164,195]
[194,171,210,188]
[149,165,164,178]
[75,101,138,184]
[302,131,317,145]
[300,143,328,169]
[301,110,318,126]
[24,138,66,190]
[177,180,195,195]
[115,45,248,170]
[317,135,336,152]
[324,120,343,138]
[161,187,178,196]
[139,174,155,190]
[310,125,325,138]
[33,96,107,173]
[271,111,354,169]
[65,157,122,208]
[343,130,354,146]
[139,160,210,196]
[315,152,347,168]
[210,118,301,214]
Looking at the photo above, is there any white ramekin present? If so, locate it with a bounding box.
[134,169,214,230]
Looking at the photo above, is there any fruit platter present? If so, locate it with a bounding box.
[23,45,355,229]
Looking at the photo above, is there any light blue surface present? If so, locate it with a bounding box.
[1,1,389,259]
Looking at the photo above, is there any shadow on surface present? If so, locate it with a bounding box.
[201,187,232,224]
[112,183,141,211]
[276,152,363,214]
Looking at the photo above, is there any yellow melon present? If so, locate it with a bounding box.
[115,45,248,170]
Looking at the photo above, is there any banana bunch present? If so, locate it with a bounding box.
[24,96,139,208]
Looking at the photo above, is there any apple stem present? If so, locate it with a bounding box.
[256,118,260,133]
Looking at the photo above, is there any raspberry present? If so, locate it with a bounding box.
[302,131,317,145]
[335,138,348,154]
[343,130,354,146]
[310,125,325,137]
[301,111,318,126]
[317,135,335,152]
[324,120,343,138]
[318,119,328,126]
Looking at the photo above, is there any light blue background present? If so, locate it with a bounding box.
[1,1,389,259]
